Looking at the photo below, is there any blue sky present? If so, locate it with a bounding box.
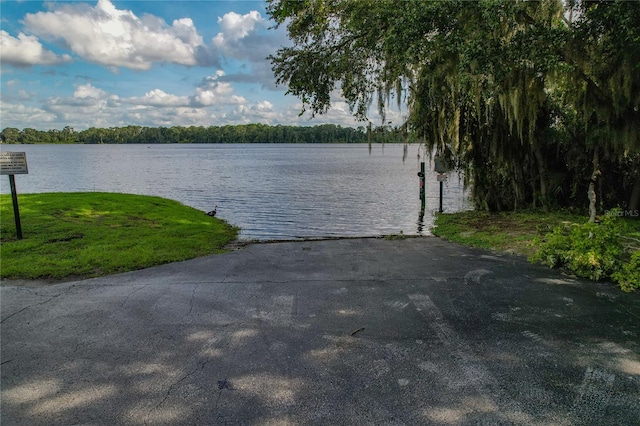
[1,0,395,131]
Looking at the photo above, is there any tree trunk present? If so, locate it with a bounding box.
[533,143,549,212]
[588,181,597,222]
[588,148,600,223]
[629,174,640,212]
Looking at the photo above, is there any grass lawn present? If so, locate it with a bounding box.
[431,210,640,257]
[1,192,238,281]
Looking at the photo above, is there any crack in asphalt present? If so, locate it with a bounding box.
[185,283,200,318]
[119,284,150,309]
[142,319,240,424]
[145,352,215,424]
[0,286,75,324]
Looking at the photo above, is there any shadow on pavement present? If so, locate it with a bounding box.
[2,238,639,424]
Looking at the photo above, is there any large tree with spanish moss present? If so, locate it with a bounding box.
[268,0,640,216]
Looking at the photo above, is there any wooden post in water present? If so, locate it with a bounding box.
[418,162,425,214]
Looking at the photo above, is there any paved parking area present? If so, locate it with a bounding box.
[2,237,639,425]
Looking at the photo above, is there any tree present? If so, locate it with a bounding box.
[20,128,42,144]
[268,0,640,214]
[560,0,640,217]
[1,128,21,144]
[61,126,78,143]
[3,124,374,145]
[79,127,104,144]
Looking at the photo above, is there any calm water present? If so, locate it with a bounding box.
[1,144,470,240]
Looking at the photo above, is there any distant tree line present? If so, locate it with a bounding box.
[0,123,402,145]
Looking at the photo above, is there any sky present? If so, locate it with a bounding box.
[0,0,400,131]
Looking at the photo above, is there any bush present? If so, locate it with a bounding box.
[613,251,640,292]
[530,210,637,291]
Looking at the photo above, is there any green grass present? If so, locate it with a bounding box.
[431,210,591,257]
[1,192,238,280]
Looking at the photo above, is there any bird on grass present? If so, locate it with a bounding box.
[205,205,217,217]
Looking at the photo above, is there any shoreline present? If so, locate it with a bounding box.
[1,234,431,287]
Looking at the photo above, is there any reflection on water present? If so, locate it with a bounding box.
[0,144,470,240]
[418,210,426,235]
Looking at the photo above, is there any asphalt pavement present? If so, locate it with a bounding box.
[1,237,639,425]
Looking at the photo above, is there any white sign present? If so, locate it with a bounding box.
[0,152,29,175]
[437,173,447,182]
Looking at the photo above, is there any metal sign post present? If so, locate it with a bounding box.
[1,152,29,239]
[437,174,447,213]
[434,155,447,214]
[8,174,23,239]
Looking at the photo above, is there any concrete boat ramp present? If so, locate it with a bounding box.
[2,237,639,425]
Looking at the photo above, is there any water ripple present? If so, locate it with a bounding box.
[1,143,470,240]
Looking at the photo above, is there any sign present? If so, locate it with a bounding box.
[0,152,29,175]
[2,152,28,239]
[437,173,447,182]
[434,156,447,173]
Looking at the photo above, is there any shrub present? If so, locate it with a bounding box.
[530,210,635,290]
[613,251,640,292]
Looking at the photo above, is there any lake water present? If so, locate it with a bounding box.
[0,144,470,240]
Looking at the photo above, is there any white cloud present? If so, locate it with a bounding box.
[1,77,388,130]
[0,30,72,67]
[73,83,109,100]
[256,100,274,111]
[16,90,32,101]
[46,84,116,118]
[126,89,190,107]
[212,11,264,44]
[130,107,216,127]
[230,100,282,124]
[212,11,273,61]
[7,78,252,129]
[0,1,317,130]
[209,10,289,90]
[0,100,57,126]
[288,101,369,128]
[41,83,126,128]
[191,71,247,106]
[22,0,215,70]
